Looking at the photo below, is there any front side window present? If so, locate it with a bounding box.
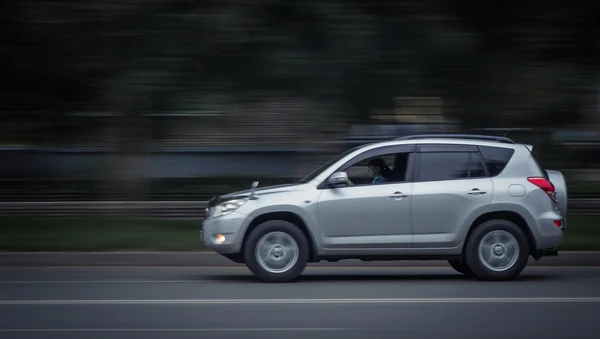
[339,150,412,186]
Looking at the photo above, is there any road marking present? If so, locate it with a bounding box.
[1,297,600,305]
[0,328,350,332]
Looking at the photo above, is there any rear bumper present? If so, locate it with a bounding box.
[532,211,565,250]
[537,248,558,258]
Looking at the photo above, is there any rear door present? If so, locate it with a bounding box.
[411,144,494,249]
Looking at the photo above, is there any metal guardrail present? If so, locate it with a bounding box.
[0,199,598,218]
[566,199,600,214]
[0,201,208,218]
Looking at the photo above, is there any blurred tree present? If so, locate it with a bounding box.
[3,0,598,132]
[1,0,599,198]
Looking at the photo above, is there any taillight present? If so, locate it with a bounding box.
[528,177,556,202]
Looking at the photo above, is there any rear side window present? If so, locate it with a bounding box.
[418,152,470,181]
[418,152,489,182]
[469,153,487,178]
[478,146,515,176]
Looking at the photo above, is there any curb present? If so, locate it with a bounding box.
[2,251,600,267]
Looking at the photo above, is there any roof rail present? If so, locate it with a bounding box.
[393,134,515,144]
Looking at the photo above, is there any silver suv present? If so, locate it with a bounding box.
[201,134,567,282]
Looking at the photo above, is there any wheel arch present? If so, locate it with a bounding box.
[242,211,318,261]
[465,210,538,258]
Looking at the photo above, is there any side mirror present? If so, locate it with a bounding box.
[327,171,349,187]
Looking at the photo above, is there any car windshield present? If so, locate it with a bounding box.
[297,146,361,183]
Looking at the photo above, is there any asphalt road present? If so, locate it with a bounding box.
[1,266,600,339]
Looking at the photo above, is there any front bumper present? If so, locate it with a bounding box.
[201,211,247,254]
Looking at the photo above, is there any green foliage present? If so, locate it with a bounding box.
[2,0,598,141]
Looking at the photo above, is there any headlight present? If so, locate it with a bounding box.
[211,199,248,218]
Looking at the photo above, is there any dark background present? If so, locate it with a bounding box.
[0,0,599,251]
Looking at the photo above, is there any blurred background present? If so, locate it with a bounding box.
[1,0,599,251]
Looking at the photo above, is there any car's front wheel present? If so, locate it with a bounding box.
[464,219,530,281]
[243,220,309,283]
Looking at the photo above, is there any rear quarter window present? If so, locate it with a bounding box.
[528,150,548,178]
[478,146,515,176]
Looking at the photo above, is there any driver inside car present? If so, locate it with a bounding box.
[367,158,391,184]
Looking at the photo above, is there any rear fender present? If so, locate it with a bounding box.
[546,169,568,227]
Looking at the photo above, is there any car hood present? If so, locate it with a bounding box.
[209,183,302,206]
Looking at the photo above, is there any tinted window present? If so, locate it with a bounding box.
[479,146,515,176]
[469,153,486,178]
[419,152,470,181]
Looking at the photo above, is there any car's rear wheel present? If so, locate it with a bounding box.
[448,259,474,277]
[464,219,530,281]
[243,220,309,283]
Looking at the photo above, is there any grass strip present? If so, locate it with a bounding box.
[0,214,597,251]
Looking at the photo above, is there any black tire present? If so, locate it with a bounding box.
[464,219,530,281]
[448,259,475,277]
[243,220,309,283]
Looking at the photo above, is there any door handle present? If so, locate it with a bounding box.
[389,192,408,199]
[467,188,487,195]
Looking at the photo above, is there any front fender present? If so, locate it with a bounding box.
[239,203,322,252]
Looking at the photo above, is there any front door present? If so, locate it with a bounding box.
[316,145,416,251]
[318,182,414,249]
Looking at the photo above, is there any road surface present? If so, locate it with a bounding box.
[0,265,599,339]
